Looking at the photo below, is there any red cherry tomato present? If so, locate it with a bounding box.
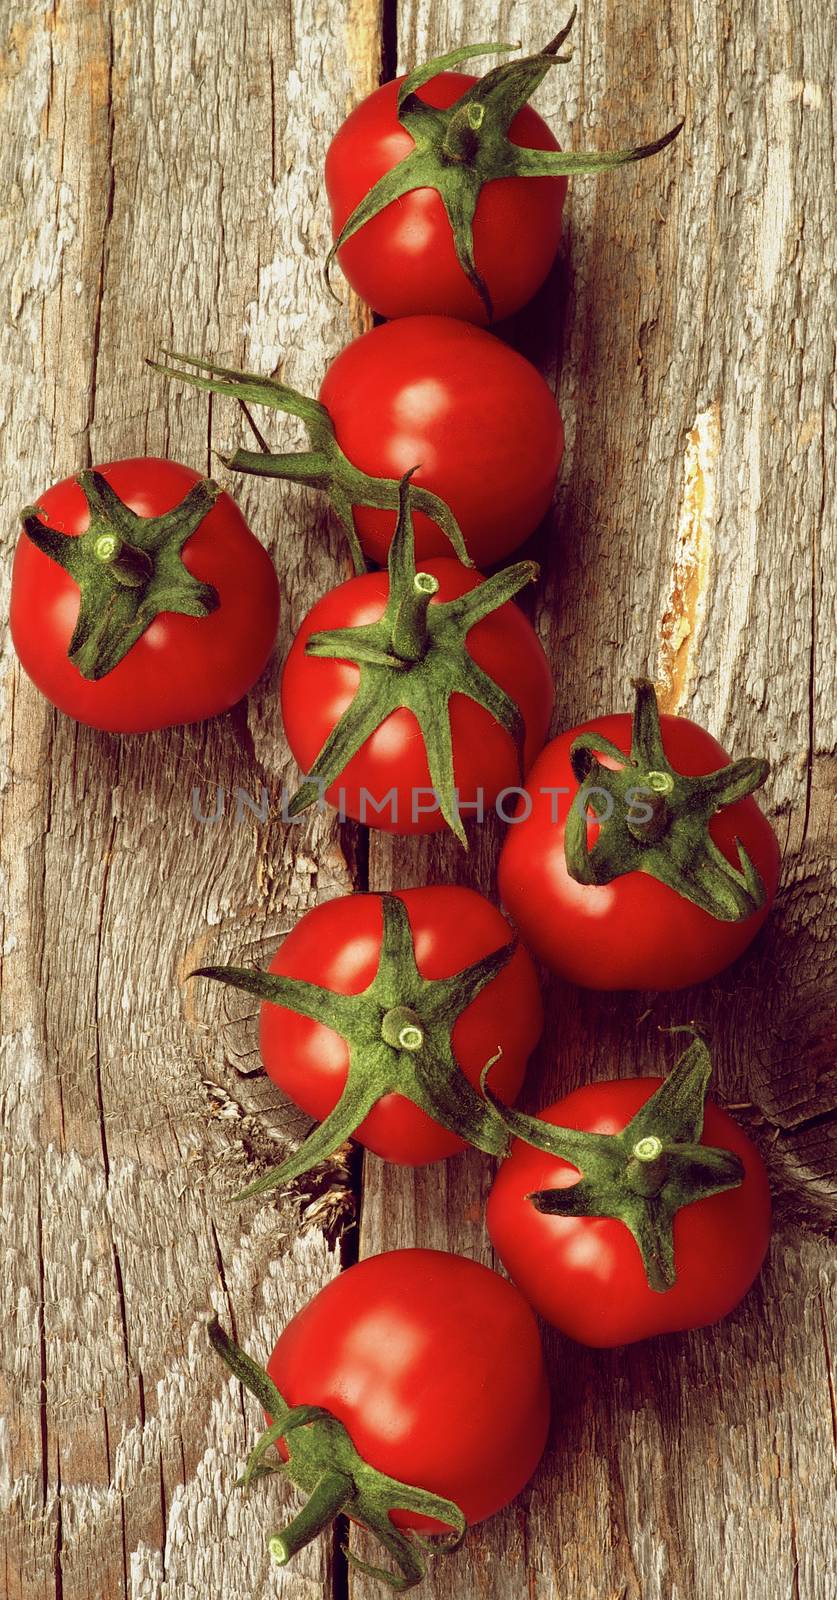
[10,458,279,732]
[326,74,565,324]
[498,711,781,989]
[486,1078,772,1347]
[318,316,563,565]
[281,558,553,835]
[268,1249,550,1529]
[261,887,543,1163]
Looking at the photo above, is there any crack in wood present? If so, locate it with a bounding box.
[656,404,719,713]
[86,10,116,469]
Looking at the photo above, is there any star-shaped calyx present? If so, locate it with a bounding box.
[20,470,220,679]
[483,1035,746,1293]
[327,10,684,320]
[563,678,771,921]
[280,472,537,843]
[208,1316,465,1590]
[194,892,518,1199]
[146,350,470,574]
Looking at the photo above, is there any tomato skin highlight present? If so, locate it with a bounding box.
[497,711,781,989]
[281,557,553,836]
[318,316,563,566]
[267,1248,551,1529]
[487,1078,772,1347]
[259,887,543,1163]
[10,458,280,733]
[326,73,566,324]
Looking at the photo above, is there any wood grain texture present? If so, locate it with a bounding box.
[0,3,378,1597]
[1,1,834,1598]
[358,0,837,1596]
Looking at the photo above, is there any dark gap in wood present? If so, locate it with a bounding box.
[379,0,398,84]
[53,1449,64,1600]
[112,1241,133,1379]
[777,1103,837,1137]
[818,1290,837,1456]
[239,396,270,453]
[103,1404,112,1481]
[159,1451,169,1581]
[801,454,822,846]
[789,1493,802,1600]
[137,1362,147,1427]
[343,12,417,1394]
[86,7,116,465]
[341,816,370,893]
[93,815,118,1184]
[331,1516,351,1600]
[336,1142,365,1271]
[210,1217,240,1340]
[358,822,370,890]
[269,44,277,186]
[119,1491,129,1600]
[36,1178,49,1506]
[332,28,391,1600]
[326,364,372,1600]
[206,391,214,479]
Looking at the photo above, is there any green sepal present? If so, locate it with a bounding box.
[194,891,521,1199]
[482,1035,745,1293]
[327,9,683,320]
[147,350,471,573]
[396,42,523,105]
[208,1315,466,1590]
[21,470,221,680]
[283,472,536,843]
[563,677,771,922]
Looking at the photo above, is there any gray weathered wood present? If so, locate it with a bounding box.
[0,3,378,1597]
[359,0,837,1596]
[1,1,834,1598]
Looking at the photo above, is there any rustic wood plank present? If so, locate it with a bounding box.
[0,3,379,1597]
[3,1,834,1598]
[359,0,836,1596]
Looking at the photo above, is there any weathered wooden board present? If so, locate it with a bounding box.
[360,0,837,1596]
[0,3,379,1597]
[1,1,834,1599]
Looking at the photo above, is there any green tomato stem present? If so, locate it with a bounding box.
[381,1004,425,1051]
[442,100,486,162]
[208,1314,467,1590]
[268,1471,353,1565]
[625,1136,668,1196]
[146,351,473,572]
[92,532,154,588]
[564,677,771,922]
[283,474,536,844]
[19,472,220,680]
[391,572,440,661]
[327,14,683,321]
[483,1036,747,1293]
[193,892,520,1199]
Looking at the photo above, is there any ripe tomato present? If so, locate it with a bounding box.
[10,458,279,732]
[258,887,543,1165]
[151,319,563,569]
[326,73,566,325]
[281,554,553,838]
[318,316,563,565]
[498,695,781,989]
[486,1075,772,1347]
[267,1249,549,1530]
